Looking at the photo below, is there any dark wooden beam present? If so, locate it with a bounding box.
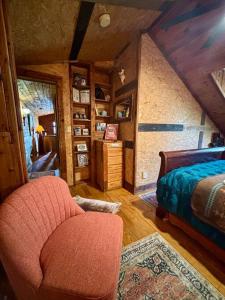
[86,0,174,11]
[70,1,95,60]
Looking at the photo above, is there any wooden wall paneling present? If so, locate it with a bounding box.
[0,0,26,200]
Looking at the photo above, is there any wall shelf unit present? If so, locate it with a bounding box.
[70,62,113,185]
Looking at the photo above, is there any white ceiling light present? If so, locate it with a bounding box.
[99,13,111,28]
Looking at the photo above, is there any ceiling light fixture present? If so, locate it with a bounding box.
[99,13,111,28]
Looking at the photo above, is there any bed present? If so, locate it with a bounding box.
[156,147,225,262]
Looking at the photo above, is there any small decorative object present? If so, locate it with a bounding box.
[101,110,108,117]
[95,106,100,116]
[74,127,81,136]
[77,143,88,152]
[118,67,126,85]
[105,124,118,141]
[77,153,88,167]
[74,112,80,119]
[96,122,106,132]
[73,88,80,102]
[80,113,87,119]
[82,128,89,136]
[105,94,111,102]
[73,73,87,86]
[95,86,105,99]
[209,132,225,147]
[80,89,90,103]
[99,13,111,28]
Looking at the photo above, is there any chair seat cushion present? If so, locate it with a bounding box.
[40,212,123,300]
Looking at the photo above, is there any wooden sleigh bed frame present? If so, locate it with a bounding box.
[156,147,225,262]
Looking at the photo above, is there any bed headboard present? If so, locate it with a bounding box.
[158,147,225,180]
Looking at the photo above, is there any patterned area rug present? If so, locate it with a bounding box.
[118,233,223,300]
[139,192,158,208]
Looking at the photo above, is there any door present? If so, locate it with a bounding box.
[0,0,26,201]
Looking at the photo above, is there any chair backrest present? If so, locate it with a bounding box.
[0,176,80,297]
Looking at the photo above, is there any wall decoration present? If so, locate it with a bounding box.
[73,88,80,102]
[96,122,106,132]
[73,73,87,86]
[82,128,89,136]
[77,153,88,167]
[74,127,82,136]
[77,143,88,152]
[105,124,119,141]
[118,67,126,85]
[80,90,90,104]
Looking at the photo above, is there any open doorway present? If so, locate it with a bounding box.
[17,78,60,179]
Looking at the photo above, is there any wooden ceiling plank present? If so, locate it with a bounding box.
[69,1,95,60]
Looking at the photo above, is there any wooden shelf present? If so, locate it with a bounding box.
[96,115,111,119]
[95,98,111,103]
[73,102,91,107]
[73,135,91,138]
[75,165,90,170]
[73,119,91,122]
[72,84,90,90]
[95,82,112,89]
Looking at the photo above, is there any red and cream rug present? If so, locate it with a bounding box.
[118,233,223,300]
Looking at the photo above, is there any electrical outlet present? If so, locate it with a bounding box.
[142,171,149,179]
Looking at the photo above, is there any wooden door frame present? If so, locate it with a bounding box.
[16,67,67,181]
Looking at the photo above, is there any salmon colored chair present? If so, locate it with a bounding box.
[0,176,123,300]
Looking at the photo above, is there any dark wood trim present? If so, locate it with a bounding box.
[200,111,206,126]
[69,1,95,60]
[148,32,224,135]
[16,67,67,182]
[115,42,131,60]
[115,79,138,98]
[138,123,183,132]
[124,180,135,194]
[124,141,134,149]
[158,147,225,180]
[134,182,157,194]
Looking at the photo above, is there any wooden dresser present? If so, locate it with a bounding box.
[95,140,123,191]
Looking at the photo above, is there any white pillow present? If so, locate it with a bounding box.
[73,195,121,214]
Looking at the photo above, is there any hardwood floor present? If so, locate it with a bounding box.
[70,183,225,296]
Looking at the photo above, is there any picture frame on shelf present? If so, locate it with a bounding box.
[96,122,106,132]
[73,88,80,103]
[77,153,88,167]
[80,90,90,104]
[82,128,89,136]
[74,127,82,136]
[105,124,119,141]
[77,143,88,152]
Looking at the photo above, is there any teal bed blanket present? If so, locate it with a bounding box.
[157,160,225,249]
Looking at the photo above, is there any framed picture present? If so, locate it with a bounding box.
[82,128,89,136]
[96,122,106,132]
[77,143,88,152]
[73,88,80,103]
[80,90,90,104]
[105,124,118,141]
[74,127,81,136]
[77,153,88,167]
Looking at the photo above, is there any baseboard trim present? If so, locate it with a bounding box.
[134,182,157,194]
[124,181,135,194]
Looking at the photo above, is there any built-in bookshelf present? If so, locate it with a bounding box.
[70,62,113,184]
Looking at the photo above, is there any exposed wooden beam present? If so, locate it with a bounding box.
[86,0,174,11]
[70,1,95,60]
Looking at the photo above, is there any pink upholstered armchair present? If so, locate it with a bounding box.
[0,176,123,300]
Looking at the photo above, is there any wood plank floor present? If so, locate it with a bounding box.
[70,183,225,296]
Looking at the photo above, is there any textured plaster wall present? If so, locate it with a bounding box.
[135,34,217,188]
[20,64,73,185]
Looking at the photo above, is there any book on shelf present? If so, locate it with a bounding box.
[80,90,90,104]
[73,88,80,103]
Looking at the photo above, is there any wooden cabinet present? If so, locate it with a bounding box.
[95,140,123,191]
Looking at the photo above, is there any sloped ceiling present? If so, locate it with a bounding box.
[149,0,225,134]
[8,0,80,65]
[78,3,160,61]
[18,79,56,116]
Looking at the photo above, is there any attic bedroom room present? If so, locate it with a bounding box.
[0,0,225,299]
